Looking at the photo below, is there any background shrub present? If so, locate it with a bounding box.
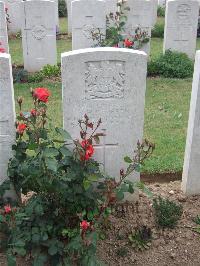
[153,196,183,228]
[157,6,165,17]
[148,50,194,78]
[152,23,164,38]
[58,0,67,17]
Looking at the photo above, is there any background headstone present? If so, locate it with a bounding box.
[0,1,9,52]
[61,47,147,184]
[124,0,154,55]
[21,0,57,72]
[0,53,15,185]
[72,0,106,50]
[152,0,158,26]
[163,0,199,59]
[106,0,118,15]
[158,0,166,6]
[4,0,22,34]
[66,0,72,34]
[182,51,200,195]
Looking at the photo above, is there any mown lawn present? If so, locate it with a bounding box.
[14,77,192,175]
[11,16,199,175]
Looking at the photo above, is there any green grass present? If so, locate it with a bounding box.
[14,78,192,174]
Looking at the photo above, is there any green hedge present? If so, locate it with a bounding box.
[148,50,194,79]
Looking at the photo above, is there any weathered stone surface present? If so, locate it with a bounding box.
[164,0,199,59]
[72,0,106,50]
[124,0,154,55]
[152,0,158,26]
[0,53,15,184]
[0,1,9,52]
[61,47,147,183]
[67,0,117,35]
[158,0,166,6]
[66,0,72,34]
[3,0,22,34]
[182,51,200,195]
[21,0,57,72]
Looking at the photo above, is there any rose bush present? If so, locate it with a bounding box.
[0,87,154,265]
[91,1,149,50]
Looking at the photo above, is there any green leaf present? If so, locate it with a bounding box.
[56,128,72,140]
[45,157,58,172]
[43,147,59,157]
[116,190,124,201]
[48,245,58,256]
[124,156,133,163]
[60,146,72,157]
[0,214,4,222]
[7,252,16,266]
[33,254,47,266]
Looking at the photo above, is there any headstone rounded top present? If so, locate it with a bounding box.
[61,47,148,58]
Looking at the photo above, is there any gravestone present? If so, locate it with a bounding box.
[106,0,118,15]
[182,51,200,195]
[72,0,106,50]
[0,53,15,185]
[163,0,199,59]
[152,0,158,26]
[124,0,154,55]
[61,48,147,184]
[21,0,57,72]
[4,0,22,34]
[0,1,9,52]
[158,0,166,6]
[66,0,72,34]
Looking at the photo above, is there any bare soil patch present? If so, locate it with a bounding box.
[97,181,200,266]
[0,181,200,265]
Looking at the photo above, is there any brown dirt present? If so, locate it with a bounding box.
[97,181,200,266]
[1,181,200,265]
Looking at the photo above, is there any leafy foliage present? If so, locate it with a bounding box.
[157,6,165,17]
[0,89,154,265]
[148,50,194,78]
[58,0,67,17]
[152,23,164,38]
[153,196,183,228]
[91,1,149,49]
[128,226,152,251]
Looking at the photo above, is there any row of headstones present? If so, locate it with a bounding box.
[1,0,59,34]
[0,0,57,71]
[0,0,158,72]
[1,46,200,196]
[1,0,200,75]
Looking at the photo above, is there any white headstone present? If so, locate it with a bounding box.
[21,0,57,72]
[72,0,106,50]
[163,0,199,59]
[152,0,158,26]
[124,0,154,55]
[158,0,166,7]
[182,51,200,195]
[61,48,147,183]
[106,0,118,15]
[5,0,22,34]
[66,0,72,34]
[0,1,9,52]
[0,53,15,185]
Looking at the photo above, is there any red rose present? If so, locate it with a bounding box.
[0,47,5,53]
[31,109,37,116]
[80,139,94,161]
[80,220,90,231]
[4,204,11,214]
[124,38,133,48]
[33,88,50,103]
[17,123,27,135]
